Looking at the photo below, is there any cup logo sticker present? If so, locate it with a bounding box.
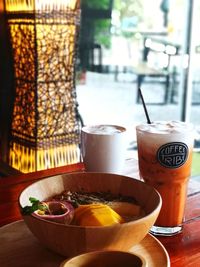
[157,142,188,168]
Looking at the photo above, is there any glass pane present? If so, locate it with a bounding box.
[76,0,200,177]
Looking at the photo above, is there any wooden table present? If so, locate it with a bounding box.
[1,158,200,267]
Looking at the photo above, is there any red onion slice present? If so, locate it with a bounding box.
[32,200,74,225]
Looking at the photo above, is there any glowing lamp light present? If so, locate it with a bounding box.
[4,0,82,172]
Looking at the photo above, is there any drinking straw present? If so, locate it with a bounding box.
[138,88,152,124]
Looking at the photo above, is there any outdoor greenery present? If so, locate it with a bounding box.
[81,0,144,47]
[81,0,112,9]
[81,0,113,48]
[114,0,143,23]
[192,152,200,177]
[94,19,111,48]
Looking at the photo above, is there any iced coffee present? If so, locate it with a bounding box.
[136,121,194,236]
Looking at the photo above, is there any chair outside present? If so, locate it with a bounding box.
[133,36,174,105]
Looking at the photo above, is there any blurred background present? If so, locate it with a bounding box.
[76,0,200,176]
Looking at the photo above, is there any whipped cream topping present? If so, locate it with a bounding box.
[136,121,194,151]
[82,125,125,135]
[136,121,193,134]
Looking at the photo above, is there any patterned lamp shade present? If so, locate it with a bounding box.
[3,0,82,172]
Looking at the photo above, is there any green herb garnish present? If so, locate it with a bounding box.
[21,197,45,215]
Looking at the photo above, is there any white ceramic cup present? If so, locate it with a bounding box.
[81,124,127,173]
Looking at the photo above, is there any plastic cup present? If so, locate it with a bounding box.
[136,121,194,236]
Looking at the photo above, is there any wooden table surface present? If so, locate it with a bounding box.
[1,158,200,267]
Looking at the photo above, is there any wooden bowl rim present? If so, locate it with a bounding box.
[19,172,162,229]
[60,250,147,267]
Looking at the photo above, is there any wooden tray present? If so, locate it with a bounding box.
[0,220,170,267]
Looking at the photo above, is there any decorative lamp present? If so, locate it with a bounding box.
[3,0,82,172]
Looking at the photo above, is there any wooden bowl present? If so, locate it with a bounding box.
[60,250,147,267]
[19,172,161,257]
